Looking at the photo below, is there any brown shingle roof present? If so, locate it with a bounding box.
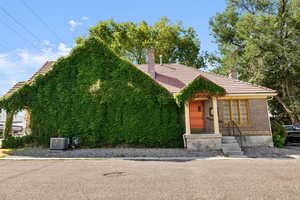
[135,63,276,95]
[28,61,55,82]
[2,61,55,98]
[3,81,26,98]
[2,61,276,99]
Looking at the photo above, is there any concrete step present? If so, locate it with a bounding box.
[222,144,242,150]
[223,148,244,154]
[223,148,242,153]
[222,140,238,144]
[223,147,242,152]
[221,137,244,157]
[228,154,248,158]
[222,142,240,146]
[222,137,237,142]
[222,144,242,149]
[223,151,244,156]
[223,147,241,152]
[222,136,236,139]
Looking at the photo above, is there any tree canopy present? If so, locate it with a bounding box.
[78,17,205,68]
[210,0,300,124]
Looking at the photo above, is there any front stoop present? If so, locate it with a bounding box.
[184,133,222,151]
[222,136,245,157]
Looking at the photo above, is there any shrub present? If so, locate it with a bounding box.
[2,135,35,148]
[271,121,287,148]
[272,134,285,148]
[2,136,24,148]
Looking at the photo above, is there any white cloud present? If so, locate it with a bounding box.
[69,19,82,31]
[42,40,51,46]
[68,17,89,31]
[58,43,71,55]
[81,16,88,21]
[69,19,81,27]
[0,43,72,96]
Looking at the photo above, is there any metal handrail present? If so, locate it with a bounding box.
[227,120,243,147]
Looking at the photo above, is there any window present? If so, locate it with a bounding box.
[223,100,250,126]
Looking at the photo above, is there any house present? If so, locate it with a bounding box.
[136,61,276,150]
[0,38,276,151]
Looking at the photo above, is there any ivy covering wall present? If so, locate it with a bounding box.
[176,76,226,104]
[0,38,183,147]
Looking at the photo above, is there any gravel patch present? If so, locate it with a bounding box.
[8,148,222,158]
[244,146,300,158]
[9,146,300,159]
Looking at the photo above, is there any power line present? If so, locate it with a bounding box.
[20,0,63,43]
[0,15,28,42]
[0,42,8,50]
[0,15,40,51]
[0,6,43,44]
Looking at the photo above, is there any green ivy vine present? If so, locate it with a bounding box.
[0,38,183,147]
[176,76,226,104]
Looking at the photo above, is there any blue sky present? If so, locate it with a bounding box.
[0,0,227,96]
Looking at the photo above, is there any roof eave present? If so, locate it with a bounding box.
[225,92,277,97]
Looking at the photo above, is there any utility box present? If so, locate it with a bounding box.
[50,138,69,150]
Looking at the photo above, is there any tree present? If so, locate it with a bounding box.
[79,17,204,68]
[210,0,300,124]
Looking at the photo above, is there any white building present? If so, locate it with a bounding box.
[0,110,26,135]
[0,110,6,122]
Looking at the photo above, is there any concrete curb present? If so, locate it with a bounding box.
[0,155,250,161]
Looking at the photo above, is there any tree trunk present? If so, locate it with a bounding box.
[275,96,299,124]
[24,108,32,135]
[4,111,14,139]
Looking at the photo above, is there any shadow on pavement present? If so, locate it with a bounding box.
[243,146,300,159]
[124,158,196,162]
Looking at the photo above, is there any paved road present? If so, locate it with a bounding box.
[0,158,300,200]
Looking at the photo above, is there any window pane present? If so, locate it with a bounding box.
[239,100,248,123]
[231,100,239,122]
[223,101,230,122]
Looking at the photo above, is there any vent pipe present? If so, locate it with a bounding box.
[159,55,163,66]
[147,50,155,79]
[228,69,238,79]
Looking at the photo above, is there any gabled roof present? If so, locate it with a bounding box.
[2,61,276,98]
[28,61,55,82]
[3,81,26,98]
[135,63,276,95]
[2,61,55,98]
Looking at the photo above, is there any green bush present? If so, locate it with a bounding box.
[272,135,285,148]
[271,121,287,148]
[0,38,183,148]
[2,135,35,148]
[2,136,24,148]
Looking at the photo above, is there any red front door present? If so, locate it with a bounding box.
[189,101,205,130]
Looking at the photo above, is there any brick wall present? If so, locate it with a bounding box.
[190,98,272,135]
[218,99,272,135]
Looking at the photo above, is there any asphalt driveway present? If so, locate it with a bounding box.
[0,158,300,200]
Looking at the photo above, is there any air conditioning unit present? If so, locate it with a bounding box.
[50,138,69,150]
